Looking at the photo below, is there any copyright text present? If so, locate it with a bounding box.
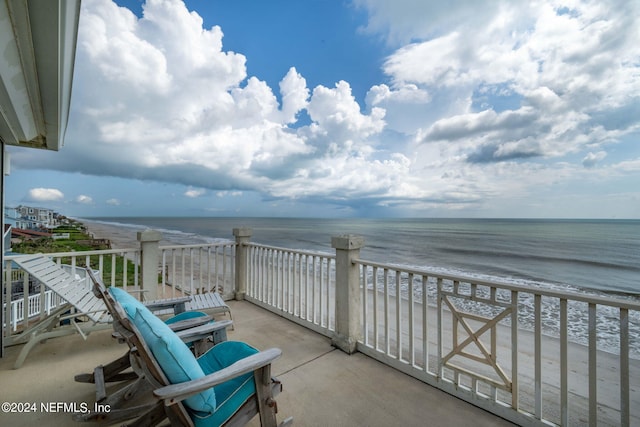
[1,401,110,414]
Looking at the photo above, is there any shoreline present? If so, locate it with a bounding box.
[81,218,639,357]
[76,217,640,295]
[80,217,640,297]
[82,218,169,249]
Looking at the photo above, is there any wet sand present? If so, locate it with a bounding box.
[82,219,171,249]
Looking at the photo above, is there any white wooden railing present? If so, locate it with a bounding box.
[7,291,63,331]
[353,259,640,427]
[244,243,336,337]
[239,240,639,427]
[3,242,236,336]
[159,242,236,300]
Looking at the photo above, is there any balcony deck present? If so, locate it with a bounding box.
[0,300,513,426]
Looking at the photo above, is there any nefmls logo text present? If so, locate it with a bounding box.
[40,402,110,413]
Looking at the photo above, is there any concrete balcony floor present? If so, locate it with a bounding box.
[0,300,514,426]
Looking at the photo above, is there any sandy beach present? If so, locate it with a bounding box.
[81,219,237,298]
[82,219,166,249]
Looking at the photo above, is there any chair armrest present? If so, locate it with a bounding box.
[174,320,233,342]
[144,296,192,312]
[166,315,213,332]
[153,347,282,405]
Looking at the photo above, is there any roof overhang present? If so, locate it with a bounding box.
[0,0,81,151]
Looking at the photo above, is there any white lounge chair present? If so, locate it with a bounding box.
[8,253,202,368]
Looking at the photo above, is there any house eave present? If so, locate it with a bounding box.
[0,0,81,151]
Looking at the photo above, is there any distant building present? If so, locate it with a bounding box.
[4,206,58,248]
[14,205,59,230]
[4,207,30,230]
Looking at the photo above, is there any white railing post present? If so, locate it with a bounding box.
[21,271,28,332]
[331,234,364,354]
[233,227,252,301]
[3,261,12,349]
[137,229,162,301]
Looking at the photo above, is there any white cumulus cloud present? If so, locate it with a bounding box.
[76,195,94,204]
[28,188,64,202]
[10,0,640,217]
[184,188,205,198]
[375,0,640,164]
[583,151,607,168]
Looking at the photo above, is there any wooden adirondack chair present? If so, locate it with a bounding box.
[77,270,292,426]
[75,269,233,414]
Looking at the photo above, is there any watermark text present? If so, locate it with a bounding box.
[1,401,110,414]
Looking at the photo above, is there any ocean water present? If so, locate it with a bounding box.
[87,217,640,295]
[86,217,640,356]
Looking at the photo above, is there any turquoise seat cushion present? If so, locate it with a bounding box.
[192,341,259,427]
[164,310,211,347]
[164,310,209,325]
[107,288,208,331]
[108,287,217,414]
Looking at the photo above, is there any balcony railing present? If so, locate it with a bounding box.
[2,228,638,426]
[3,241,235,335]
[8,290,62,331]
[3,248,138,334]
[244,242,336,337]
[353,259,639,427]
[158,242,236,301]
[239,234,639,426]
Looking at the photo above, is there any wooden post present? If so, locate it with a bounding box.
[233,227,252,301]
[137,230,162,301]
[331,234,364,354]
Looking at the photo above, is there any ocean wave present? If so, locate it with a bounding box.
[82,218,233,246]
[81,218,149,231]
[439,246,640,273]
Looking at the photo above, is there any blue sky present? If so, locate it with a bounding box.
[5,0,640,218]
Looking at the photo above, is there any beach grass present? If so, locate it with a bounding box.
[12,220,137,287]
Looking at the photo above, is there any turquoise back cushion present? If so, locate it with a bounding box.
[108,287,217,413]
[108,286,144,318]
